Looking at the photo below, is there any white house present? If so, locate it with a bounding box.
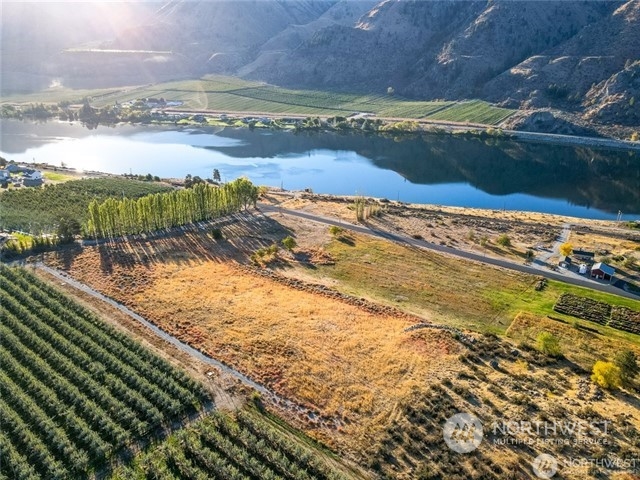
[23,170,43,187]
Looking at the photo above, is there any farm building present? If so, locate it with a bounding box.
[573,249,595,262]
[558,256,572,268]
[590,262,615,282]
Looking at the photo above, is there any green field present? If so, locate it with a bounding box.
[0,177,173,234]
[0,266,209,478]
[1,75,514,126]
[111,409,355,480]
[425,99,515,125]
[314,233,640,338]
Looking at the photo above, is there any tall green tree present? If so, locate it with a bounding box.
[57,215,81,244]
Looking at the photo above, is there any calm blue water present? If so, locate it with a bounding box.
[1,120,639,220]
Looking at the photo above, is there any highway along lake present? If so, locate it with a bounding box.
[1,119,639,220]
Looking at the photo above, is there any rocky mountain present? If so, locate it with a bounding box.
[2,0,639,134]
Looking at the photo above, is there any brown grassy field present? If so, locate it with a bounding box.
[45,222,465,456]
[44,211,640,478]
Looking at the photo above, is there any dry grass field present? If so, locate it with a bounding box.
[45,220,466,455]
[44,210,640,478]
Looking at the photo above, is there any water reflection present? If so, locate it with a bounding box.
[1,120,638,219]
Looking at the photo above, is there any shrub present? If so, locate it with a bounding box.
[536,331,562,358]
[328,225,343,237]
[497,234,511,247]
[210,228,223,240]
[281,236,296,251]
[591,361,621,390]
[614,350,639,387]
[624,256,638,270]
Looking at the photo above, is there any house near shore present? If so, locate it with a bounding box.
[590,262,615,282]
[6,163,28,173]
[573,249,595,262]
[23,170,43,187]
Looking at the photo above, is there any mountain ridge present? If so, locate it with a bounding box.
[1,0,638,137]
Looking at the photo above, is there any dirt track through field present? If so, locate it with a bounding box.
[35,262,342,427]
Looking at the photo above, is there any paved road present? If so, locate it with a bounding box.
[260,204,640,301]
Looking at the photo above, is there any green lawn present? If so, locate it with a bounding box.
[309,233,640,341]
[42,171,77,182]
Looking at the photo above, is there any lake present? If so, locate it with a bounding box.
[1,119,639,220]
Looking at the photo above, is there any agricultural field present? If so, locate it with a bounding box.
[43,219,467,453]
[112,409,356,480]
[0,266,209,478]
[2,75,514,126]
[41,210,640,479]
[0,177,172,234]
[425,99,515,125]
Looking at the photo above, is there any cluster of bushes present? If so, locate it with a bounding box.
[534,330,638,391]
[250,244,279,265]
[353,196,382,222]
[250,237,297,265]
[3,235,58,257]
[592,350,638,390]
[122,173,161,182]
[554,293,640,335]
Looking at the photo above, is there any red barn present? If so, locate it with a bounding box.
[590,262,615,282]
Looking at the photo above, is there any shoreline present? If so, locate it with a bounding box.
[3,107,640,153]
[265,189,637,227]
[161,108,640,152]
[2,118,639,223]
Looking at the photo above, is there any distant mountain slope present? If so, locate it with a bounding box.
[483,0,640,108]
[1,0,638,135]
[109,0,335,74]
[0,1,153,92]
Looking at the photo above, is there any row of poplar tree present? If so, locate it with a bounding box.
[85,178,258,239]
